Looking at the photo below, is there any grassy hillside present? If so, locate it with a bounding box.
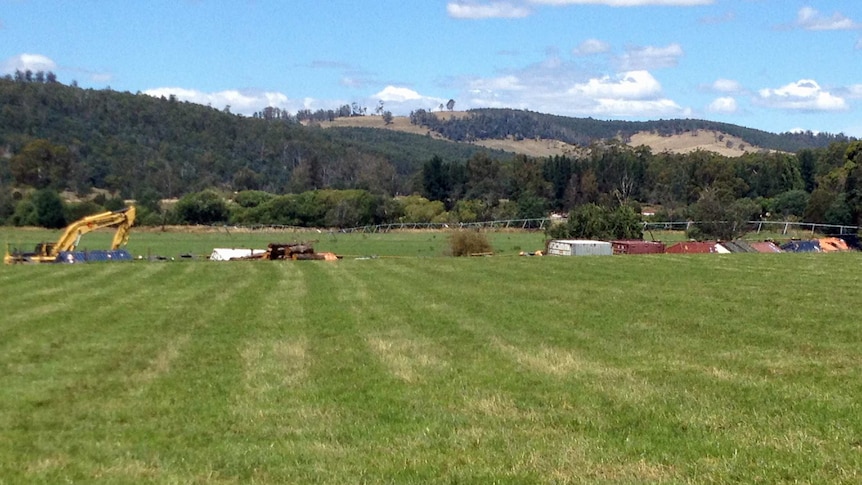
[1,248,860,483]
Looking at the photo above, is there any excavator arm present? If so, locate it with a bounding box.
[52,206,136,255]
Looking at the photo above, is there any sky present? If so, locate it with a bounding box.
[2,1,862,137]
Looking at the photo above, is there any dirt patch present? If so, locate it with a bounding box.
[628,130,767,157]
[321,114,767,158]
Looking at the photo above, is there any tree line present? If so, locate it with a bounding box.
[409,108,850,153]
[1,76,860,241]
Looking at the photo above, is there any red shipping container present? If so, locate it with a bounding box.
[611,240,666,255]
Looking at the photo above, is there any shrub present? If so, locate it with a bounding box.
[449,230,493,257]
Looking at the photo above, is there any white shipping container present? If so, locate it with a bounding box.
[547,239,613,256]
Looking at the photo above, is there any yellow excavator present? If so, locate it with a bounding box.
[4,206,136,264]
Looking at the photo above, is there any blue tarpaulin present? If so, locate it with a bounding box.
[56,250,133,263]
[780,240,820,253]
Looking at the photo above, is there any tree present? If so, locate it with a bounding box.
[843,141,862,226]
[173,190,229,224]
[465,152,503,205]
[382,110,393,125]
[32,189,67,229]
[421,155,449,202]
[548,203,641,241]
[688,188,759,240]
[9,139,74,189]
[771,189,809,219]
[446,99,455,111]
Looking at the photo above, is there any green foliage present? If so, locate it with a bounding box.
[0,187,16,225]
[399,195,445,223]
[516,193,548,219]
[450,199,487,223]
[174,190,229,225]
[551,203,643,240]
[103,196,127,211]
[64,200,105,222]
[771,189,810,218]
[9,139,73,190]
[232,189,385,228]
[688,189,762,240]
[233,190,275,208]
[9,197,37,226]
[843,141,862,226]
[1,77,859,233]
[448,229,493,256]
[32,189,66,228]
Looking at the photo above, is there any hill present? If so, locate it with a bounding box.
[400,108,850,156]
[0,77,856,222]
[0,78,507,199]
[324,113,760,158]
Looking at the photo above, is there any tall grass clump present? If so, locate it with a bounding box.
[448,229,493,256]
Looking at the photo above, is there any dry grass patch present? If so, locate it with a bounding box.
[628,129,765,157]
[127,334,190,392]
[366,333,448,383]
[241,338,309,391]
[492,337,601,377]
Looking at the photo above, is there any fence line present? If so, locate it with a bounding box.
[222,219,859,235]
[641,220,859,235]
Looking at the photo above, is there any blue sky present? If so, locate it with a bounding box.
[2,1,862,137]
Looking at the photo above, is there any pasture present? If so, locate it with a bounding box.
[1,229,860,483]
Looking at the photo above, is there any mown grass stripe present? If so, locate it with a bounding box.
[1,252,861,483]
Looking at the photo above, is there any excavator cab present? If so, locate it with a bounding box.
[34,242,55,256]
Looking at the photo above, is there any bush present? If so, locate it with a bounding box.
[449,230,493,257]
[33,189,67,228]
[174,189,229,225]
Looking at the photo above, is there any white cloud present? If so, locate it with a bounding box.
[371,86,446,113]
[707,96,737,114]
[447,2,532,19]
[617,43,683,70]
[845,84,862,99]
[796,7,859,31]
[143,87,291,115]
[1,53,57,74]
[462,66,686,118]
[573,38,611,56]
[373,86,425,102]
[590,98,684,117]
[711,78,742,93]
[756,79,847,111]
[530,0,712,6]
[469,75,526,92]
[571,70,661,99]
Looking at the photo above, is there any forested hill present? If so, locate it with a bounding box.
[0,76,852,203]
[409,108,851,153]
[0,78,506,199]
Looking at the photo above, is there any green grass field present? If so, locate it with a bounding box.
[1,229,861,483]
[1,227,549,260]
